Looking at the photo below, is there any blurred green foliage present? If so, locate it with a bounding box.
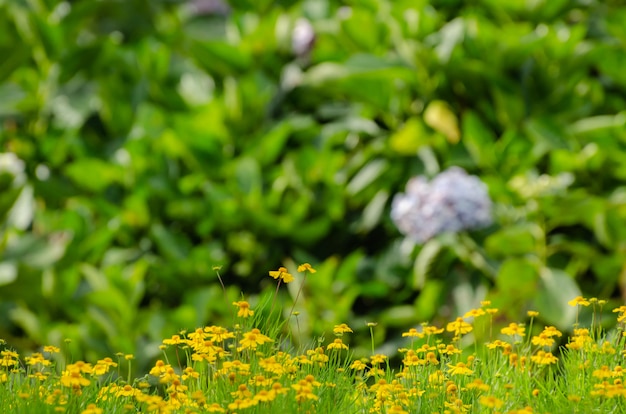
[1,0,626,369]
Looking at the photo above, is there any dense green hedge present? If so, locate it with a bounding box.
[1,0,625,371]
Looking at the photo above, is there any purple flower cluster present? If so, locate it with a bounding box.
[391,167,493,243]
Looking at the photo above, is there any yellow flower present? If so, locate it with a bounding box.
[269,266,294,283]
[614,306,626,323]
[81,404,103,414]
[297,263,316,273]
[600,341,616,355]
[253,389,275,403]
[501,323,526,337]
[117,384,140,397]
[162,335,185,346]
[206,403,226,412]
[422,325,444,335]
[327,338,348,350]
[479,395,503,409]
[43,345,61,354]
[0,350,18,368]
[307,347,329,365]
[270,382,289,396]
[614,306,626,314]
[509,407,534,414]
[292,380,319,402]
[370,354,387,365]
[467,379,490,392]
[566,328,592,350]
[239,328,273,350]
[228,398,257,410]
[60,367,91,388]
[463,308,486,318]
[350,360,368,371]
[149,360,170,376]
[429,370,445,384]
[531,350,558,365]
[446,317,473,336]
[439,344,462,356]
[402,328,425,338]
[419,343,436,353]
[70,361,94,374]
[249,375,272,387]
[444,398,471,412]
[447,362,474,376]
[205,326,235,342]
[486,339,509,350]
[333,323,353,335]
[304,374,322,387]
[568,296,590,307]
[387,406,408,414]
[182,367,200,381]
[402,350,425,367]
[527,311,539,317]
[25,353,51,367]
[592,366,613,379]
[231,384,252,399]
[233,301,254,318]
[426,352,439,365]
[93,357,118,376]
[531,333,554,347]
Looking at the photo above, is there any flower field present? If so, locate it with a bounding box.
[1,266,625,413]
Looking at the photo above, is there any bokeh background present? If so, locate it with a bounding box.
[1,0,626,373]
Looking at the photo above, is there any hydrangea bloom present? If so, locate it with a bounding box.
[391,167,492,243]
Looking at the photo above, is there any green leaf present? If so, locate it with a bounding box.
[150,223,189,261]
[379,305,417,327]
[413,239,443,289]
[433,18,464,63]
[253,118,296,166]
[355,189,389,233]
[423,100,460,144]
[9,305,43,343]
[190,40,252,77]
[533,268,580,329]
[235,157,262,199]
[414,280,445,321]
[462,111,497,168]
[341,8,380,50]
[80,263,109,291]
[0,262,17,286]
[524,118,571,160]
[87,286,135,325]
[569,113,626,137]
[346,159,388,196]
[301,55,414,107]
[485,223,541,257]
[64,159,123,193]
[389,117,430,155]
[2,234,69,269]
[0,82,26,116]
[6,184,33,230]
[495,258,539,300]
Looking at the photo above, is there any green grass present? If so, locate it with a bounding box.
[1,266,625,413]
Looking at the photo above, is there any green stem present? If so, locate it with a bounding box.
[289,273,309,319]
